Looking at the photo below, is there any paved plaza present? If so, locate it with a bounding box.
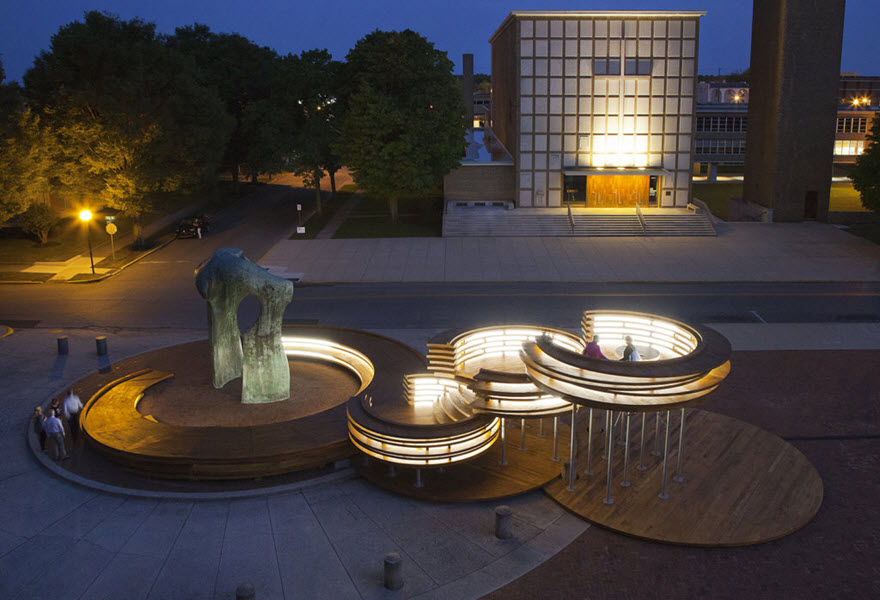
[261,223,880,283]
[1,183,878,598]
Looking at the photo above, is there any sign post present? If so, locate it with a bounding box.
[105,221,117,261]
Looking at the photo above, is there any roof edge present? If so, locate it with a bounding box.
[489,11,707,43]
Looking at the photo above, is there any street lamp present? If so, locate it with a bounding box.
[79,209,95,274]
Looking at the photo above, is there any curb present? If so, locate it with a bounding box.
[65,235,176,284]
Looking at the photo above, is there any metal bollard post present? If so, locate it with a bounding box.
[495,505,513,539]
[384,552,404,590]
[95,336,108,356]
[57,336,69,355]
[235,583,256,600]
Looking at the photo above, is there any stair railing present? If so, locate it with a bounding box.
[635,203,647,234]
[567,204,575,234]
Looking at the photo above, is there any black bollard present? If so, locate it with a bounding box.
[495,505,513,539]
[384,552,404,590]
[235,583,255,600]
[57,336,69,355]
[95,336,108,356]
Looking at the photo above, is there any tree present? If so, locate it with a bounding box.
[168,25,280,184]
[24,12,233,246]
[0,108,54,223]
[277,49,344,215]
[852,116,880,212]
[337,30,466,222]
[17,203,58,244]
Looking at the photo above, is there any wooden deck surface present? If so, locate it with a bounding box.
[357,417,570,502]
[79,327,423,480]
[545,409,823,547]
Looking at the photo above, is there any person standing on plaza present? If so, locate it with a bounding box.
[620,335,641,362]
[62,388,83,442]
[582,335,607,359]
[32,406,46,452]
[43,409,68,460]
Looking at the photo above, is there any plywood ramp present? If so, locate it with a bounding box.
[545,409,823,547]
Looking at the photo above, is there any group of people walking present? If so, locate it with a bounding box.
[32,389,82,461]
[582,335,641,362]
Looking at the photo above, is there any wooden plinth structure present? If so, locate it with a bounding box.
[78,327,423,480]
[546,409,823,547]
[357,418,570,502]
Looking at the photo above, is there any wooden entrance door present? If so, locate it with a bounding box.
[586,175,650,207]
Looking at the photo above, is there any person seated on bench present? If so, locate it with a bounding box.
[620,335,641,362]
[582,335,607,359]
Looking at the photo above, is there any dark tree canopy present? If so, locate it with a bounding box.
[168,25,280,183]
[851,116,880,212]
[337,29,466,221]
[275,49,344,214]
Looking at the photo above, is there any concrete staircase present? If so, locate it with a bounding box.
[442,207,716,237]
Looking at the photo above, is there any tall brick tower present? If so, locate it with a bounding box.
[743,0,846,221]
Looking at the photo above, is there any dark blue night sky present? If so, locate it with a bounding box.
[1,1,876,83]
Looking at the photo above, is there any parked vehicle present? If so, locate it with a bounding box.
[176,214,212,239]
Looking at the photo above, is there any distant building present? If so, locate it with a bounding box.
[696,82,748,104]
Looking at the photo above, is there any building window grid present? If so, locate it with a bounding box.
[836,117,867,133]
[695,116,747,132]
[695,139,746,155]
[519,17,697,205]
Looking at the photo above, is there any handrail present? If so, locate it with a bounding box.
[567,204,575,233]
[635,204,647,233]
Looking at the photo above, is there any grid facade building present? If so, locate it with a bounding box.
[489,11,704,209]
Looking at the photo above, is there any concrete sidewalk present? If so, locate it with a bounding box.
[260,222,880,283]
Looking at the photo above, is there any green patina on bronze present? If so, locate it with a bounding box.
[195,247,293,403]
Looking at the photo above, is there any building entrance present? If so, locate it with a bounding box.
[563,175,659,207]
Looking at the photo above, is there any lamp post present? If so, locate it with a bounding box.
[79,209,95,274]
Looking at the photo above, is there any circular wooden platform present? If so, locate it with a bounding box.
[545,409,823,547]
[77,326,423,480]
[357,418,569,502]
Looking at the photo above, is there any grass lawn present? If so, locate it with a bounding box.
[692,183,740,221]
[288,191,353,240]
[332,195,443,238]
[692,181,868,221]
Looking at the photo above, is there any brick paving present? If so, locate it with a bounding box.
[484,350,880,599]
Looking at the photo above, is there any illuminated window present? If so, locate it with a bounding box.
[833,140,865,155]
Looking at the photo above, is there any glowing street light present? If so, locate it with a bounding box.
[78,209,95,274]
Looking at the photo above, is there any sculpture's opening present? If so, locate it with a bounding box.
[237,293,261,335]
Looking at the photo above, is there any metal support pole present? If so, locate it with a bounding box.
[621,413,632,487]
[85,224,95,274]
[604,410,614,504]
[552,416,560,462]
[538,418,546,438]
[652,412,662,456]
[674,408,687,483]
[567,404,577,492]
[637,412,647,471]
[388,465,396,478]
[500,418,508,466]
[585,408,594,475]
[414,468,423,488]
[617,410,626,445]
[659,411,672,499]
[520,418,527,450]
